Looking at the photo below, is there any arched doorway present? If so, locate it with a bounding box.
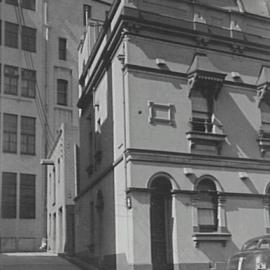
[150,177,173,270]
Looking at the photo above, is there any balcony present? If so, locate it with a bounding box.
[258,130,270,157]
[186,116,226,155]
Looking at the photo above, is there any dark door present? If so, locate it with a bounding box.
[150,178,173,270]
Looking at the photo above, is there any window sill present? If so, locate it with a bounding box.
[0,93,35,103]
[21,152,36,156]
[186,131,226,154]
[54,105,73,111]
[192,232,231,247]
[186,131,226,142]
[257,134,270,157]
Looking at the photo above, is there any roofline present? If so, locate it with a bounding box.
[77,1,270,108]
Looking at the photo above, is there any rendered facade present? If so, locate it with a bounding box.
[0,0,108,252]
[76,0,270,270]
[45,123,79,255]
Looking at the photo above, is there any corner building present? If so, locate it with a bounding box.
[0,0,110,252]
[76,0,270,270]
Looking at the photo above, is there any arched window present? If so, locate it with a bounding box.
[150,177,173,270]
[196,178,218,232]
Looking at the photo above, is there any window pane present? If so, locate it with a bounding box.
[0,64,2,93]
[2,172,17,218]
[5,0,18,6]
[3,113,17,153]
[21,69,36,98]
[59,38,67,60]
[5,22,18,48]
[4,65,18,95]
[20,174,35,219]
[21,116,35,155]
[57,79,68,106]
[0,21,2,45]
[197,179,217,191]
[198,208,215,225]
[21,0,35,10]
[21,26,36,52]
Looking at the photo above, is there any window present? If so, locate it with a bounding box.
[190,92,213,133]
[52,167,56,205]
[0,20,2,45]
[5,22,18,48]
[0,64,2,92]
[89,201,95,252]
[57,79,68,106]
[57,158,60,183]
[3,113,17,153]
[21,69,36,97]
[21,0,35,10]
[20,174,35,218]
[83,4,92,26]
[2,172,17,218]
[196,179,218,232]
[5,0,18,6]
[4,65,18,95]
[186,53,226,154]
[21,116,35,155]
[257,66,270,156]
[59,38,67,60]
[21,26,36,52]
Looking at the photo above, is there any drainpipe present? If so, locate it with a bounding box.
[43,0,49,247]
[117,29,130,259]
[117,29,129,195]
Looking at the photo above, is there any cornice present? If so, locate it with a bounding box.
[78,5,270,109]
[125,63,256,90]
[126,187,270,198]
[124,148,270,172]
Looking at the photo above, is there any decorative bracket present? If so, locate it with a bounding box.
[187,53,226,100]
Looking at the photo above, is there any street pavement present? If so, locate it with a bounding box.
[0,252,82,270]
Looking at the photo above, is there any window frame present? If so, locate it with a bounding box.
[21,68,36,98]
[4,65,19,95]
[5,21,19,48]
[58,37,67,60]
[196,179,218,233]
[19,174,36,219]
[21,26,36,52]
[1,172,17,219]
[57,79,68,106]
[5,0,18,6]
[3,113,17,153]
[21,0,35,10]
[20,116,36,155]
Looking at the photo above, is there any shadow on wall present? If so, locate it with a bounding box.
[131,67,185,91]
[215,87,260,159]
[199,240,240,270]
[225,196,263,212]
[103,252,230,270]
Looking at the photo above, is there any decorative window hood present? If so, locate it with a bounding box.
[257,66,270,156]
[187,53,227,154]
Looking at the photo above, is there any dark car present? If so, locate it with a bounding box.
[227,235,270,270]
